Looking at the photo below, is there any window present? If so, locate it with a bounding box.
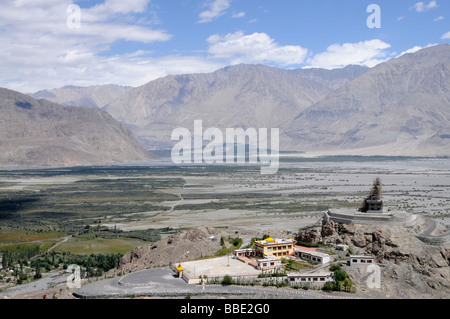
[320,278,325,281]
[367,260,373,263]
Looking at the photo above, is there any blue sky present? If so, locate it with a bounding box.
[0,0,448,92]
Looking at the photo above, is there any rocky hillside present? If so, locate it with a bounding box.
[104,64,335,150]
[102,45,450,155]
[296,216,450,298]
[30,84,133,109]
[0,88,155,167]
[292,65,369,90]
[285,44,450,156]
[116,227,228,274]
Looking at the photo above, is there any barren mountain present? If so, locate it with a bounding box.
[0,88,155,167]
[104,64,334,150]
[30,84,133,109]
[285,44,450,156]
[292,65,370,90]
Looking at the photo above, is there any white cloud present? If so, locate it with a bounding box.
[0,0,224,93]
[232,11,246,18]
[434,16,444,21]
[399,46,424,56]
[397,44,436,57]
[442,31,450,39]
[411,1,439,12]
[207,31,308,66]
[198,0,230,23]
[306,40,391,69]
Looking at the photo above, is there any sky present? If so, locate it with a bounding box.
[0,0,448,93]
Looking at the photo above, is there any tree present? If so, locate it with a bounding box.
[34,262,42,279]
[343,278,353,292]
[333,268,347,282]
[2,251,8,270]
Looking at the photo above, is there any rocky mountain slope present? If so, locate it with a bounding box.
[0,88,155,167]
[296,216,450,298]
[285,44,450,156]
[292,65,369,90]
[30,84,133,109]
[104,64,337,150]
[103,45,449,155]
[23,45,449,156]
[116,227,228,274]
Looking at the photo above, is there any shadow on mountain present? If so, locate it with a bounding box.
[15,101,33,109]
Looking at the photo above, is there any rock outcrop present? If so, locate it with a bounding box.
[296,216,450,298]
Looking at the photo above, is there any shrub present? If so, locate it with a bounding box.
[222,275,234,286]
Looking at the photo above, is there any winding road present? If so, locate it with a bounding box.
[416,217,450,245]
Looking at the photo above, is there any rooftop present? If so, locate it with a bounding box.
[287,272,332,278]
[294,247,330,258]
[255,237,295,245]
[349,255,374,259]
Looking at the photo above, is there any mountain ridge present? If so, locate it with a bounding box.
[30,84,133,109]
[284,44,450,156]
[0,88,155,167]
[104,63,366,150]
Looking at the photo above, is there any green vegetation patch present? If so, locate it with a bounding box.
[53,236,146,255]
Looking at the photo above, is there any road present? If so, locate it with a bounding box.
[74,267,359,299]
[29,235,72,261]
[46,235,72,253]
[421,218,450,237]
[417,218,450,245]
[0,270,68,299]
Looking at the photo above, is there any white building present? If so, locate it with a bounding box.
[348,256,375,266]
[257,256,282,270]
[234,248,257,259]
[287,272,333,287]
[294,248,330,265]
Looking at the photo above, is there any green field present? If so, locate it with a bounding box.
[0,226,67,252]
[53,236,147,255]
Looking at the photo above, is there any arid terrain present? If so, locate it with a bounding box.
[1,157,449,299]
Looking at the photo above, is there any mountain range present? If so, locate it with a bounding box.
[285,44,450,156]
[30,84,133,109]
[4,43,449,167]
[102,64,369,150]
[0,88,154,167]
